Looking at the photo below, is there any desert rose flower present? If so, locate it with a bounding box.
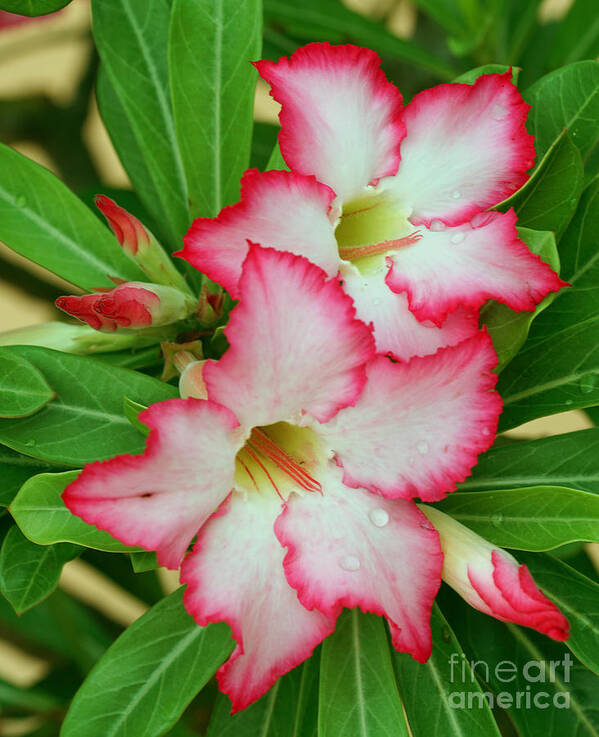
[179,43,566,361]
[95,195,192,295]
[56,282,196,332]
[63,245,502,710]
[422,505,569,640]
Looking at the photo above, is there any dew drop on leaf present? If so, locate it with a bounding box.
[579,375,597,394]
[491,512,504,526]
[441,626,452,643]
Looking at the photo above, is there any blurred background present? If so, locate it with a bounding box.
[0,0,596,734]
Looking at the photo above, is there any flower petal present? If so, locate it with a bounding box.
[422,505,569,641]
[390,72,536,226]
[63,399,241,569]
[385,210,567,325]
[255,43,405,202]
[204,246,375,428]
[178,169,340,298]
[317,331,501,502]
[340,262,479,361]
[275,470,442,661]
[181,491,334,712]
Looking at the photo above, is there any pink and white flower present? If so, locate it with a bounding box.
[63,245,503,710]
[422,506,569,640]
[178,43,566,361]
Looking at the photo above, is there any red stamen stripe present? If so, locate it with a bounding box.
[338,231,422,261]
[251,429,322,492]
[245,444,284,500]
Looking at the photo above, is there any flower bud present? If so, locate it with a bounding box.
[179,360,208,399]
[56,282,196,332]
[95,196,192,295]
[420,505,569,641]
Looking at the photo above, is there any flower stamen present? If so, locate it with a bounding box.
[250,428,322,493]
[338,231,422,261]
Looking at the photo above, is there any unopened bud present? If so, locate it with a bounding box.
[56,282,196,332]
[179,360,208,399]
[95,195,192,295]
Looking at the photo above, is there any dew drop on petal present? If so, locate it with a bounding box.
[481,427,490,437]
[430,220,446,232]
[339,555,361,572]
[491,512,504,526]
[417,441,429,455]
[450,232,464,244]
[419,519,434,531]
[369,508,389,528]
[452,190,461,199]
[408,455,415,465]
[492,103,507,120]
[579,375,597,394]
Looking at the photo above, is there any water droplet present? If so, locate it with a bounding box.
[492,104,507,120]
[579,375,597,394]
[450,232,464,244]
[24,439,36,447]
[339,555,361,572]
[481,427,490,437]
[430,220,446,232]
[417,440,429,455]
[369,508,389,528]
[408,455,415,464]
[565,399,573,405]
[15,194,27,207]
[526,159,535,169]
[419,520,434,531]
[452,190,461,199]
[492,512,504,526]
[373,298,381,306]
[441,626,452,643]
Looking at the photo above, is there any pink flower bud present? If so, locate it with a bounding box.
[421,505,569,641]
[56,282,196,332]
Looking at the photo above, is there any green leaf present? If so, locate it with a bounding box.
[0,350,55,419]
[251,122,280,170]
[412,0,482,43]
[0,144,144,289]
[548,0,599,68]
[10,471,138,552]
[453,64,512,85]
[123,396,150,436]
[61,588,234,737]
[130,551,159,573]
[0,526,79,614]
[522,553,599,677]
[265,141,289,172]
[482,228,559,371]
[92,0,189,250]
[0,446,59,508]
[461,428,599,494]
[0,1,71,15]
[524,60,599,163]
[263,0,457,80]
[433,487,599,551]
[169,0,261,218]
[495,130,584,237]
[497,177,599,430]
[0,346,176,465]
[207,656,319,737]
[319,609,409,737]
[0,678,62,714]
[444,594,599,737]
[393,604,501,737]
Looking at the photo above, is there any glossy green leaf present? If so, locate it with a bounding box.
[0,346,177,465]
[0,446,58,508]
[444,594,599,737]
[433,487,599,551]
[266,141,289,172]
[123,396,149,436]
[130,551,159,573]
[169,0,261,218]
[251,122,279,170]
[495,130,584,237]
[394,604,501,737]
[525,60,599,163]
[461,428,599,494]
[10,471,138,552]
[522,553,599,677]
[482,228,559,371]
[319,609,409,737]
[61,588,234,737]
[0,350,55,419]
[453,64,512,85]
[548,0,599,67]
[263,0,456,80]
[207,656,319,737]
[0,1,71,15]
[498,177,599,430]
[92,0,189,250]
[0,526,79,614]
[0,144,144,288]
